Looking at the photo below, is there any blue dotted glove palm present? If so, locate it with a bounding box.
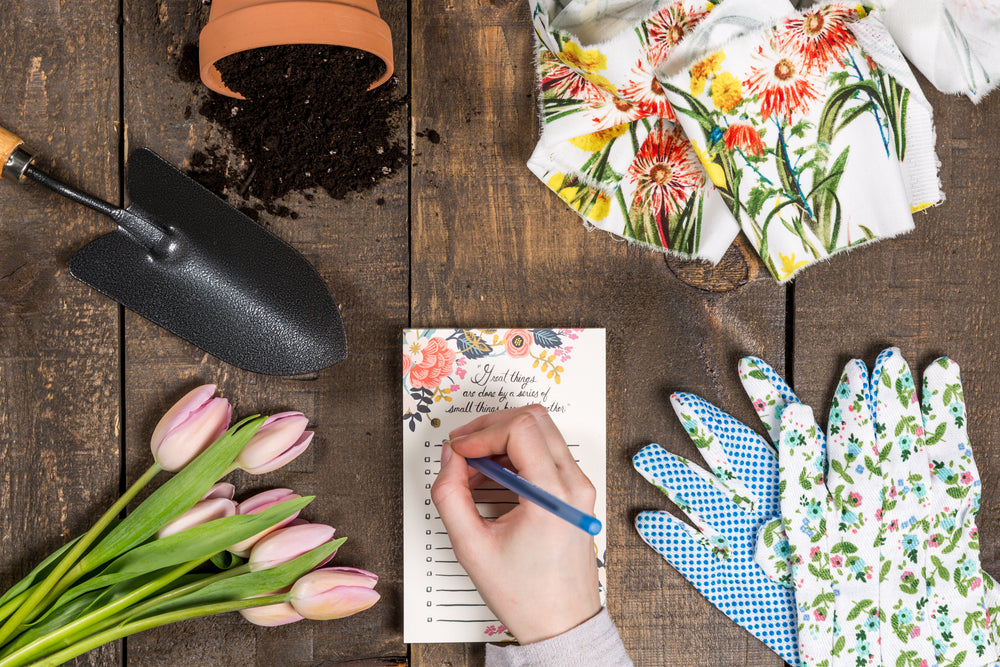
[632,357,802,665]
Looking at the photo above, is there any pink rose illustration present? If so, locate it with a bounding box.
[403,354,412,377]
[504,329,533,358]
[409,338,456,390]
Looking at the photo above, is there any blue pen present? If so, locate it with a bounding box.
[465,456,603,536]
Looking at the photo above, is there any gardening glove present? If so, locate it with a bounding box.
[655,0,941,281]
[527,0,742,261]
[874,0,1000,103]
[632,355,803,665]
[767,349,999,666]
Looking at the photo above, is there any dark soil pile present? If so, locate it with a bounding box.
[185,43,406,217]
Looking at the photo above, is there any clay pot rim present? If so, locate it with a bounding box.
[199,0,394,99]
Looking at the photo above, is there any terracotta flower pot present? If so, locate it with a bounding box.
[199,0,394,98]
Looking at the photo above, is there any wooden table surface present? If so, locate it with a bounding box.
[1,1,998,666]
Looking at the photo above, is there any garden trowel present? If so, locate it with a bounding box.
[0,126,347,375]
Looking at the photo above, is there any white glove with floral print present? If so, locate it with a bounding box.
[760,349,998,666]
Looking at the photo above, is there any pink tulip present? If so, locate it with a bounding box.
[236,412,313,475]
[239,603,303,627]
[247,523,337,572]
[156,497,237,539]
[150,385,232,472]
[239,588,303,627]
[290,567,380,620]
[228,488,303,558]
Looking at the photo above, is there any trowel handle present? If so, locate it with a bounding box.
[0,125,36,182]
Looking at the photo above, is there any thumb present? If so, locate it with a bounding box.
[431,442,489,547]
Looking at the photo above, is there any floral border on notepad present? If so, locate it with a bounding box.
[402,328,583,431]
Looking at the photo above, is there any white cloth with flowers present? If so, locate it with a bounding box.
[528,0,942,282]
[875,0,1000,103]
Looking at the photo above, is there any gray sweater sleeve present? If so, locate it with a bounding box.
[484,608,633,667]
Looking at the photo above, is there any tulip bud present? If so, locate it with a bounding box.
[228,488,303,558]
[290,567,380,620]
[236,412,313,475]
[150,385,232,472]
[157,497,237,539]
[247,523,337,572]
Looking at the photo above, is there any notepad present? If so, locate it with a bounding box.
[402,327,607,643]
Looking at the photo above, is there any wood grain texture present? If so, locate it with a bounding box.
[119,0,409,664]
[0,2,122,666]
[409,1,786,665]
[791,82,1000,580]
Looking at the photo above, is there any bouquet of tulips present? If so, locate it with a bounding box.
[0,386,379,666]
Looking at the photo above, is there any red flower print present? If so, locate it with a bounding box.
[744,45,821,122]
[772,4,858,73]
[409,337,456,390]
[929,534,940,548]
[723,121,765,156]
[809,546,820,559]
[505,330,533,358]
[961,471,974,485]
[830,554,843,568]
[646,2,709,64]
[619,58,677,121]
[910,626,921,638]
[402,354,412,376]
[848,491,862,506]
[753,397,767,412]
[539,51,611,105]
[627,122,704,246]
[813,609,825,621]
[590,95,644,128]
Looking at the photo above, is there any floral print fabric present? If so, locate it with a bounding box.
[528,0,942,281]
[529,0,739,261]
[659,2,940,281]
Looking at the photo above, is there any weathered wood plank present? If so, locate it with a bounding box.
[409,2,786,665]
[120,0,410,664]
[0,2,122,666]
[791,86,1000,584]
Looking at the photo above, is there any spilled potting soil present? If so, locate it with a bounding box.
[182,43,407,218]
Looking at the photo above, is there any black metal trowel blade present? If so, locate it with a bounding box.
[68,148,347,375]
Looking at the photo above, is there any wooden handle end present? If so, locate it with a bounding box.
[0,126,23,168]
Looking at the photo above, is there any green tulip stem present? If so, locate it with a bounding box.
[0,464,161,647]
[27,595,288,667]
[0,553,211,667]
[96,563,251,633]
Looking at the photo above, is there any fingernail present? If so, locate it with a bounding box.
[440,442,453,467]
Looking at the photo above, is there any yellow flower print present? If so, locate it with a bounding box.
[778,253,810,280]
[546,173,611,221]
[559,41,607,73]
[690,51,725,96]
[855,4,867,18]
[711,72,743,113]
[581,71,617,95]
[689,139,726,188]
[568,124,629,152]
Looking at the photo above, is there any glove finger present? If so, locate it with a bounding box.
[872,348,937,665]
[826,360,881,560]
[635,510,718,586]
[873,347,931,485]
[777,404,829,574]
[922,357,980,493]
[633,444,745,543]
[738,356,801,444]
[754,518,794,589]
[671,392,776,516]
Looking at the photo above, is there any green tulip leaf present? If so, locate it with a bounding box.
[0,535,85,611]
[130,537,346,620]
[49,496,311,612]
[0,589,103,658]
[79,416,266,572]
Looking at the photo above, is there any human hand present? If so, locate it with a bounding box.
[430,404,601,645]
